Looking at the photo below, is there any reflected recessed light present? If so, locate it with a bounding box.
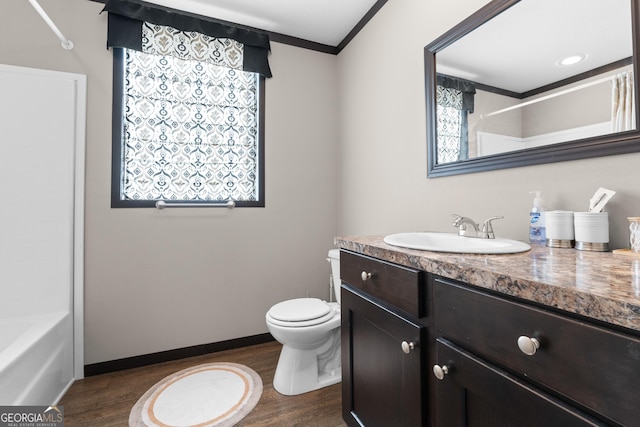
[557,54,586,66]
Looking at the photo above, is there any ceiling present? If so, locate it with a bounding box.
[140,0,381,48]
[123,0,632,89]
[436,0,633,93]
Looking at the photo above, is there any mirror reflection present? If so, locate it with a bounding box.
[432,0,635,165]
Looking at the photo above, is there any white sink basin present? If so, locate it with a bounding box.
[383,232,531,254]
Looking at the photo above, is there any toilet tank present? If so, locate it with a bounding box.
[328,249,341,303]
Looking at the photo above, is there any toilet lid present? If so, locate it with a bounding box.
[268,298,334,325]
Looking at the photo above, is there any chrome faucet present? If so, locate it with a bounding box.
[452,214,504,239]
[452,214,480,237]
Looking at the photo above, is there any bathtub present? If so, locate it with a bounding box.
[0,312,74,405]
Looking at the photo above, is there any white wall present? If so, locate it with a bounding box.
[1,0,339,364]
[337,0,640,250]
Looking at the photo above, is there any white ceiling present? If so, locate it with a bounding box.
[437,0,632,93]
[137,0,632,90]
[141,0,380,47]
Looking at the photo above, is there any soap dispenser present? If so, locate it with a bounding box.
[529,191,546,244]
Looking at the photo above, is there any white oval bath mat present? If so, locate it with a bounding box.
[129,362,262,427]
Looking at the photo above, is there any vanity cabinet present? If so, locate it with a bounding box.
[433,275,640,427]
[338,245,640,427]
[340,250,428,427]
[433,338,603,426]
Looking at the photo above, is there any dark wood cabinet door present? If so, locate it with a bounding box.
[433,277,640,426]
[342,285,426,427]
[433,338,607,427]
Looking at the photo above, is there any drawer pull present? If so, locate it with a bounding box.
[401,341,415,354]
[517,335,540,355]
[432,364,450,380]
[360,271,372,281]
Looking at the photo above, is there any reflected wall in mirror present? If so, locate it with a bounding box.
[425,0,640,177]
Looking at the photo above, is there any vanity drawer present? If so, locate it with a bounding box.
[434,276,640,427]
[340,251,425,317]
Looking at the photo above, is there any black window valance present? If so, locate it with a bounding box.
[437,74,475,113]
[103,0,272,77]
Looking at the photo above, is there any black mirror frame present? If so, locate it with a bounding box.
[425,0,640,178]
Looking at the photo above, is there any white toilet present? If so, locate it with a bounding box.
[265,249,341,395]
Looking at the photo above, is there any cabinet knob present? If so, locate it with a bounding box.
[517,335,541,355]
[361,271,372,281]
[432,364,450,380]
[401,341,415,354]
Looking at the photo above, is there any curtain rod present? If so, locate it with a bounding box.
[28,0,73,50]
[480,73,627,119]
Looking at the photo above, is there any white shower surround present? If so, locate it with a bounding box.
[0,64,85,404]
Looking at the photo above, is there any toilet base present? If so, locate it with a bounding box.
[272,328,341,395]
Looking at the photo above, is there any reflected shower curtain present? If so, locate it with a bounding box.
[612,71,635,132]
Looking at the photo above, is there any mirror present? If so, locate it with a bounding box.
[425,0,640,177]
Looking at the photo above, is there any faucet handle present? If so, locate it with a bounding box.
[451,214,465,225]
[481,216,504,239]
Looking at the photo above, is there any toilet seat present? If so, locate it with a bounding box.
[267,298,335,327]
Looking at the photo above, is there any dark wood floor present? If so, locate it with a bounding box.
[59,341,346,427]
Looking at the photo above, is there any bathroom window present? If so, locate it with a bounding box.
[435,75,475,164]
[436,93,464,163]
[111,48,265,207]
[436,86,468,164]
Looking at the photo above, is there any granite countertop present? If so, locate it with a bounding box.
[335,235,640,333]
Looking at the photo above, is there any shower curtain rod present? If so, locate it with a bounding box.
[480,74,623,119]
[28,0,73,50]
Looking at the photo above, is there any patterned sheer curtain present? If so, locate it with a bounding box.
[436,75,476,164]
[612,71,635,132]
[104,0,271,203]
[121,50,259,201]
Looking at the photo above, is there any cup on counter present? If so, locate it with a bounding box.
[574,212,609,252]
[629,217,640,252]
[545,211,574,248]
